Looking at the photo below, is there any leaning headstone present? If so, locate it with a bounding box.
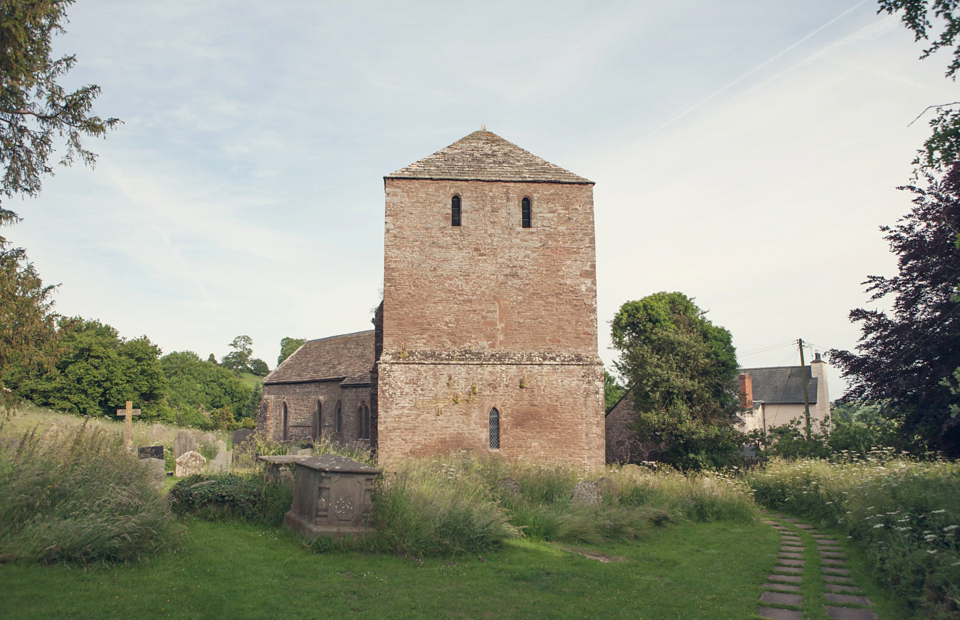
[572,480,602,505]
[233,428,254,447]
[497,477,522,499]
[148,423,167,442]
[208,440,230,473]
[175,451,207,477]
[200,432,217,447]
[140,457,165,488]
[138,445,164,460]
[174,430,196,459]
[596,477,618,502]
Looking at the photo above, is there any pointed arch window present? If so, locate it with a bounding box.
[358,402,371,440]
[315,401,322,440]
[521,197,531,228]
[451,195,461,227]
[335,401,343,435]
[489,408,500,450]
[282,403,289,441]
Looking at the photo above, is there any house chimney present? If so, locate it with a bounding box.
[739,373,753,410]
[813,352,822,363]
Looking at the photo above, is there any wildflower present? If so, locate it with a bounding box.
[931,509,946,514]
[924,534,937,541]
[927,549,938,554]
[873,523,885,529]
[944,525,959,532]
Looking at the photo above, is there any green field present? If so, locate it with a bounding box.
[0,520,780,619]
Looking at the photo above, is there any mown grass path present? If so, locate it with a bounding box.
[1,520,779,619]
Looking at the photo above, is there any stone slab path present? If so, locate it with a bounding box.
[758,515,879,619]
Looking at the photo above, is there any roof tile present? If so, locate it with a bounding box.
[264,330,373,384]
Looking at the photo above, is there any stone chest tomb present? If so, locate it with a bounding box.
[283,454,381,539]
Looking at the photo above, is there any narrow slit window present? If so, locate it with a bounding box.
[521,197,531,228]
[315,401,322,439]
[489,408,500,450]
[358,402,369,440]
[335,401,342,434]
[451,195,461,227]
[282,403,289,441]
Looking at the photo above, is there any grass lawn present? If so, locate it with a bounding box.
[0,520,779,619]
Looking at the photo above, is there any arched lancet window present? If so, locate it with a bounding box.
[358,402,370,440]
[489,408,500,450]
[451,195,461,227]
[281,403,289,441]
[335,401,342,435]
[521,197,531,229]
[315,401,322,440]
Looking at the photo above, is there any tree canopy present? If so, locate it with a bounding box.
[159,350,254,427]
[19,317,165,417]
[878,0,960,171]
[829,166,960,456]
[0,0,119,229]
[611,292,742,469]
[219,335,267,377]
[277,337,305,366]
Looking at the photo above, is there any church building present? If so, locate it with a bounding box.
[258,129,605,469]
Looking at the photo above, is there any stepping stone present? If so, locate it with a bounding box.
[781,537,802,544]
[781,517,798,522]
[764,582,801,592]
[778,558,804,566]
[823,575,854,584]
[825,593,872,605]
[825,584,862,593]
[768,573,802,583]
[825,606,878,620]
[778,552,803,560]
[823,567,850,575]
[758,606,803,620]
[818,544,841,550]
[763,520,779,525]
[782,545,804,553]
[761,591,803,606]
[772,565,803,574]
[821,558,846,566]
[796,524,815,530]
[820,551,845,559]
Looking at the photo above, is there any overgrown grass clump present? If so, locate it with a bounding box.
[168,473,293,526]
[359,453,760,557]
[746,454,960,618]
[0,422,181,564]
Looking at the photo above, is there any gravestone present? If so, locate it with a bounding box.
[115,401,140,451]
[140,457,165,488]
[596,477,618,502]
[175,450,207,477]
[138,445,164,460]
[233,428,254,447]
[174,430,196,459]
[200,432,217,448]
[497,477,522,499]
[282,455,381,540]
[148,423,167,442]
[571,480,602,505]
[208,440,230,473]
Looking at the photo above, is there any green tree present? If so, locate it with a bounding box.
[248,358,269,377]
[220,335,253,376]
[277,337,305,365]
[604,370,624,412]
[878,1,960,172]
[20,317,165,417]
[0,0,119,230]
[611,292,742,470]
[159,350,251,422]
[0,245,57,400]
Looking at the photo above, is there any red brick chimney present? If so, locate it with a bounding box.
[739,373,753,410]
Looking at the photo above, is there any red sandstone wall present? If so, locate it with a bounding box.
[260,382,371,446]
[377,360,605,469]
[382,178,598,354]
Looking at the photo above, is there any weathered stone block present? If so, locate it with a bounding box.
[282,455,380,540]
[175,451,206,477]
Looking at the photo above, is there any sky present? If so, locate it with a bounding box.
[8,1,957,401]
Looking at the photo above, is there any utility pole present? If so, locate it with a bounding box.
[798,338,811,440]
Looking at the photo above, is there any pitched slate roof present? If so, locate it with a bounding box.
[264,330,374,385]
[386,129,592,184]
[742,366,818,405]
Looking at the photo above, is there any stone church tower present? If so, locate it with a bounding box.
[374,129,605,468]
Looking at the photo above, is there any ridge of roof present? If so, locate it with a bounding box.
[263,330,374,385]
[386,130,592,184]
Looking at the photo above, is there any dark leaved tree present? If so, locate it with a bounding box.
[829,166,960,456]
[277,337,305,366]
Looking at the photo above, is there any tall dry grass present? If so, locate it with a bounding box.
[0,420,181,563]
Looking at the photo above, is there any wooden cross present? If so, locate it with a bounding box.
[116,400,140,451]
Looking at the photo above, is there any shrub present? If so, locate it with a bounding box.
[0,421,181,563]
[746,456,960,617]
[168,472,292,526]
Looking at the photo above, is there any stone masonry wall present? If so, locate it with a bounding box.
[377,358,605,469]
[261,381,371,447]
[382,178,598,354]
